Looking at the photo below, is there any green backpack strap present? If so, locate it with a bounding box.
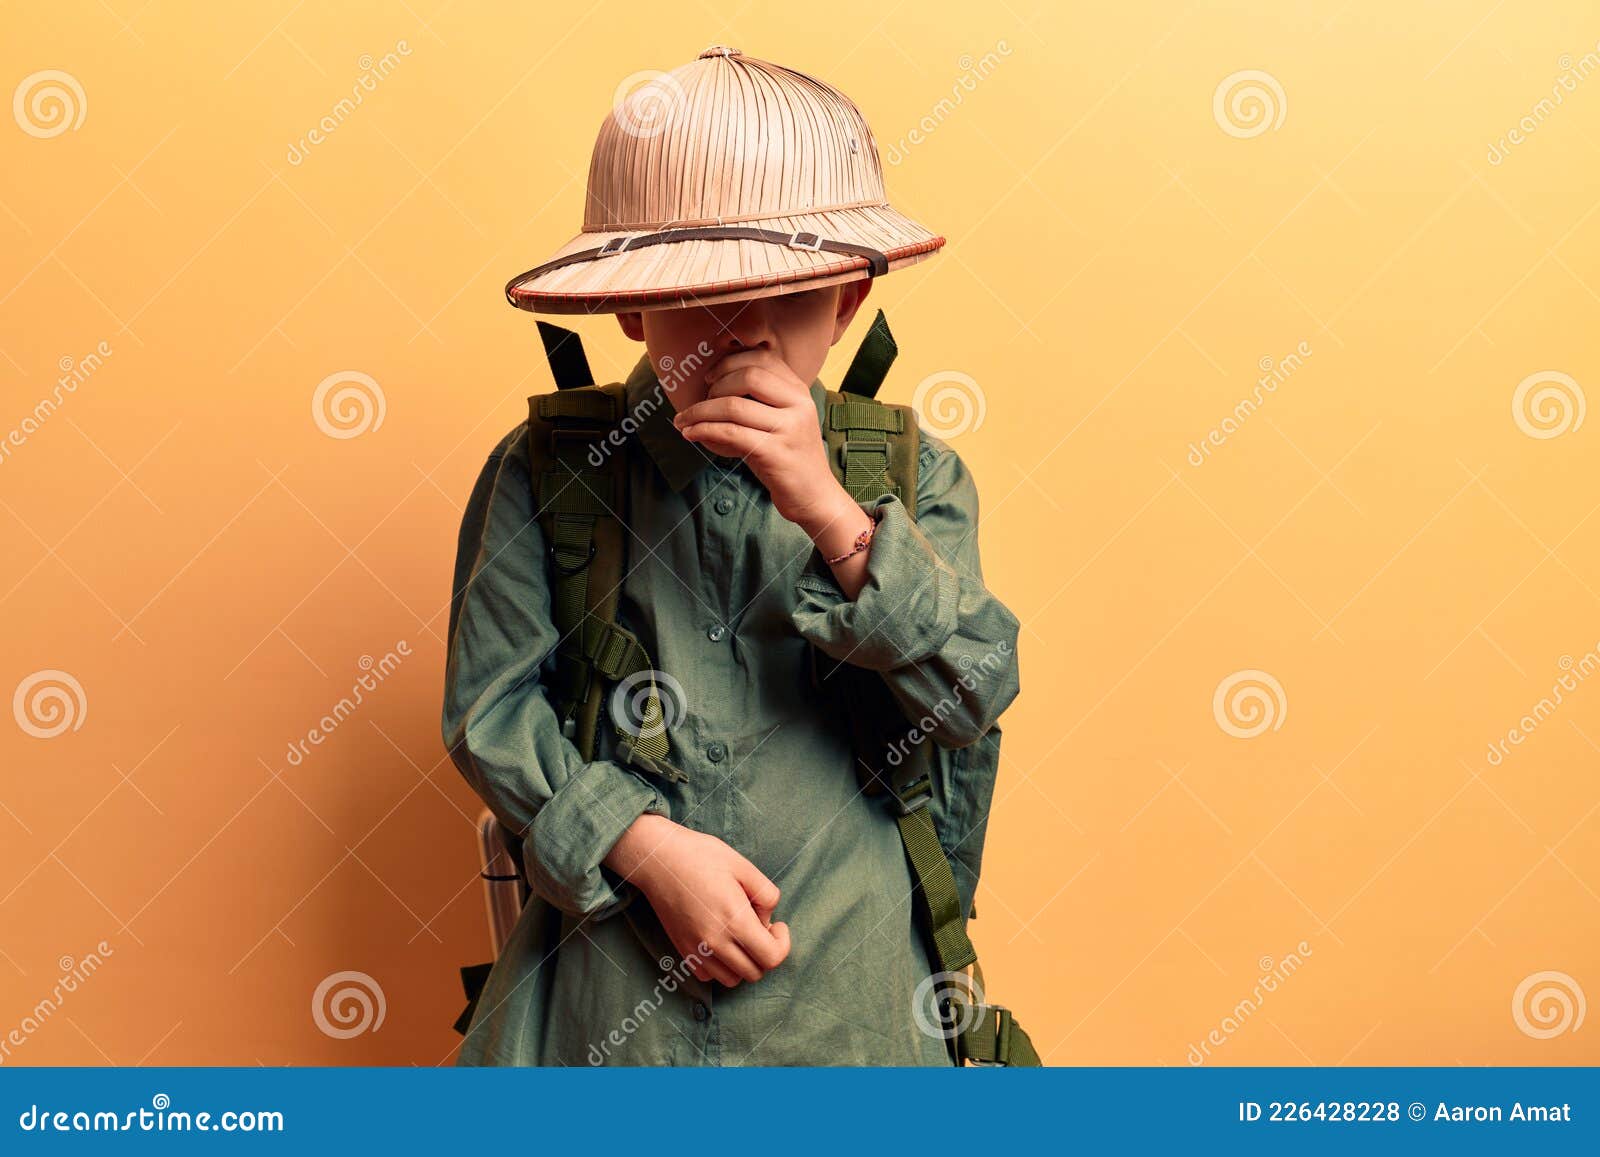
[838,308,897,399]
[524,343,686,782]
[450,335,685,1043]
[536,320,595,390]
[823,311,919,504]
[849,680,1044,1065]
[814,316,1042,1067]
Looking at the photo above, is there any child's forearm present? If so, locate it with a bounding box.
[794,482,876,600]
[601,812,678,889]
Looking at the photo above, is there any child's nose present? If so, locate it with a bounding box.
[710,300,776,348]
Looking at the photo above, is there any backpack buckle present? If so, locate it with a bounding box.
[840,438,891,463]
[587,621,644,681]
[958,1005,1014,1067]
[787,230,823,252]
[839,439,896,501]
[889,770,931,815]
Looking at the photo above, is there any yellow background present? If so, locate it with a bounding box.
[2,1,1597,1066]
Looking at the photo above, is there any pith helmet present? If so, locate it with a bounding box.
[504,45,944,315]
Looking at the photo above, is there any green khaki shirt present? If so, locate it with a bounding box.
[442,354,1020,1066]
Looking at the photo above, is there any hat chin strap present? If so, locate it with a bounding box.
[505,226,891,303]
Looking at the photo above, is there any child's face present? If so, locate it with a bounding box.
[615,279,872,409]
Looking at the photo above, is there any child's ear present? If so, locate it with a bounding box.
[615,310,645,341]
[830,278,873,343]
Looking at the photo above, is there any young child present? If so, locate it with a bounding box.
[442,46,1025,1066]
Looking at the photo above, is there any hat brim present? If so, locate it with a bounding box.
[506,202,943,315]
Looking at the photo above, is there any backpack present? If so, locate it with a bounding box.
[453,311,1038,1066]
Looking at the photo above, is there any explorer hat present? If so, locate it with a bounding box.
[504,46,944,315]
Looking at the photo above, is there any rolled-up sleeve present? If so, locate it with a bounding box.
[442,427,669,920]
[790,432,1021,749]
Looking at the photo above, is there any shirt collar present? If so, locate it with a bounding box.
[624,353,828,493]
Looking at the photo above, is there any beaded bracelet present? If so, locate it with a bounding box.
[824,511,878,565]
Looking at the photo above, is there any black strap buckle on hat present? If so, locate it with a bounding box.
[506,225,892,303]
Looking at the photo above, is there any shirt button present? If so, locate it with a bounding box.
[714,495,734,515]
[692,1000,709,1022]
[707,624,726,642]
[706,741,726,763]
